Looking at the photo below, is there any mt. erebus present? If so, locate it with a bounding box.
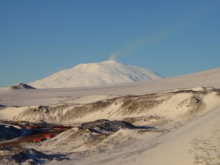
[29,60,163,89]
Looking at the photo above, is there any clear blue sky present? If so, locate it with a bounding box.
[1,0,220,87]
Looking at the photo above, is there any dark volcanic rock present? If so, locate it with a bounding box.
[0,149,67,165]
[0,125,22,141]
[80,119,137,133]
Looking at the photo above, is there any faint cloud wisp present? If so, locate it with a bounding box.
[109,27,175,61]
[109,3,208,62]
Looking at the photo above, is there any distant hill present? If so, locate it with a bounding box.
[28,60,163,88]
[10,83,36,90]
[0,83,36,90]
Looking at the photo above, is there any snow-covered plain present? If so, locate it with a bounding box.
[1,67,220,165]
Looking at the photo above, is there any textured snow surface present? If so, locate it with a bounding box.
[28,60,163,88]
[0,148,67,165]
[1,67,220,107]
[1,67,220,165]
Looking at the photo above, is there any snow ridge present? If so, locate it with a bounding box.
[28,60,163,89]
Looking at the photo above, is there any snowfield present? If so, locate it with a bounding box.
[0,67,220,165]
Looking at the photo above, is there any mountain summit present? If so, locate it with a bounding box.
[29,60,163,88]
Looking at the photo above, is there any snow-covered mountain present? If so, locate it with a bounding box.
[28,60,163,88]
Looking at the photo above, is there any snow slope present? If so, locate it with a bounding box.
[1,67,220,107]
[1,67,220,165]
[28,60,163,88]
[7,87,220,125]
[132,105,220,165]
[30,87,220,165]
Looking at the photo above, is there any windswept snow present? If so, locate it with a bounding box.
[1,67,220,165]
[125,105,220,165]
[1,67,220,107]
[28,60,163,89]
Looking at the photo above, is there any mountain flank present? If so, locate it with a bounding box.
[28,60,162,89]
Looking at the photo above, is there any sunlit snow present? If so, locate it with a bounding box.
[1,67,220,165]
